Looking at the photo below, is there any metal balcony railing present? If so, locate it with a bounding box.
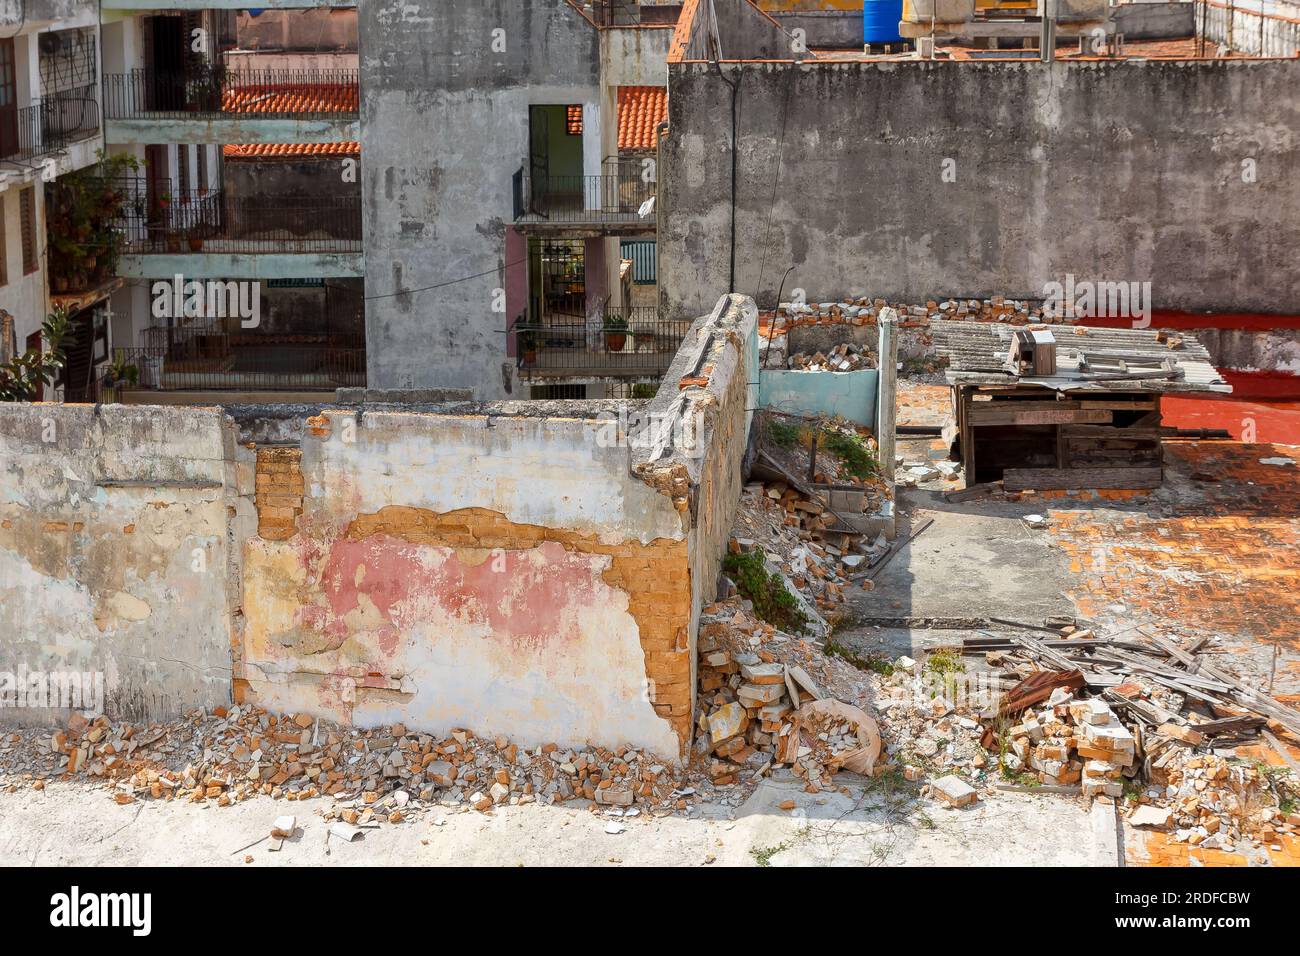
[98,343,365,397]
[114,179,362,254]
[513,308,690,378]
[1,91,100,162]
[514,164,655,227]
[103,66,360,120]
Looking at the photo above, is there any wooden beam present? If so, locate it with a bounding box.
[1002,466,1163,491]
[969,408,1112,426]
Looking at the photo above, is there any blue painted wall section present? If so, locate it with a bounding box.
[757,368,878,427]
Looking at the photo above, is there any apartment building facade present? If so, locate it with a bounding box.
[0,1,105,399]
[361,0,676,400]
[9,1,684,404]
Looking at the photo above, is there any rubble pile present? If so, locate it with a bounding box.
[968,630,1300,850]
[1,706,702,821]
[788,342,876,372]
[997,693,1137,794]
[1142,745,1287,851]
[728,516,883,621]
[775,295,1039,327]
[694,600,880,794]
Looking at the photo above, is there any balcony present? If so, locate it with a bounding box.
[103,67,359,145]
[114,180,364,279]
[513,164,656,237]
[100,329,365,404]
[1,90,100,170]
[513,309,691,381]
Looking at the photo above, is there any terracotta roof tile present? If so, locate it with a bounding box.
[617,86,666,153]
[222,83,358,115]
[223,142,360,159]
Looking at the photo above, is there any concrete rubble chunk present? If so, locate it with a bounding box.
[931,775,978,808]
[708,702,747,744]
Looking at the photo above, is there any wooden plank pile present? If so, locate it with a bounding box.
[967,627,1300,850]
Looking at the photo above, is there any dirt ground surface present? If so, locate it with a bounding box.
[0,771,1116,867]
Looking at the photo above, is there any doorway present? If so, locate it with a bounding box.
[527,104,585,215]
[0,38,17,159]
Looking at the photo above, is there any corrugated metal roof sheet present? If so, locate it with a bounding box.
[932,321,1231,394]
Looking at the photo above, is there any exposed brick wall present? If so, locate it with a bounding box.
[254,446,304,541]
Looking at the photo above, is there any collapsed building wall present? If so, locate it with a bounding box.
[659,58,1300,318]
[0,296,758,758]
[237,408,693,757]
[0,405,247,725]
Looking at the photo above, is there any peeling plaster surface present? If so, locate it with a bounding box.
[0,405,240,725]
[239,409,687,757]
[303,412,684,544]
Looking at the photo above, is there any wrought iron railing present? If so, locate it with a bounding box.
[115,180,362,254]
[103,66,359,120]
[98,344,365,396]
[1,91,100,162]
[512,308,690,377]
[514,164,655,225]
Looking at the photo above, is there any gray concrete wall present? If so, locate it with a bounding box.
[361,0,602,397]
[602,25,674,86]
[235,9,358,51]
[659,59,1300,319]
[714,0,797,58]
[1112,2,1196,39]
[770,11,862,47]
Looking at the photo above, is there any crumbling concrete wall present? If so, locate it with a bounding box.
[0,405,247,725]
[659,59,1300,317]
[638,294,757,657]
[236,407,697,757]
[0,308,759,757]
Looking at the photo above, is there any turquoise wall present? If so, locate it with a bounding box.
[757,367,878,427]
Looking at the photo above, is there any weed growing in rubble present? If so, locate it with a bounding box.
[750,840,794,867]
[824,638,894,675]
[922,649,962,676]
[766,418,801,448]
[820,428,879,480]
[723,550,810,635]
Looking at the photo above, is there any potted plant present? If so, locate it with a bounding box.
[518,327,538,365]
[186,224,205,252]
[603,313,628,352]
[100,355,140,402]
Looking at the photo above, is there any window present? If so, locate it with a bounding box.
[565,105,583,136]
[177,145,190,195]
[19,187,36,275]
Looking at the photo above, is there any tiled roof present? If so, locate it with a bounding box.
[223,142,360,159]
[222,83,358,115]
[617,86,666,152]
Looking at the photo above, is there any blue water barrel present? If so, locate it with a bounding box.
[863,0,904,43]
